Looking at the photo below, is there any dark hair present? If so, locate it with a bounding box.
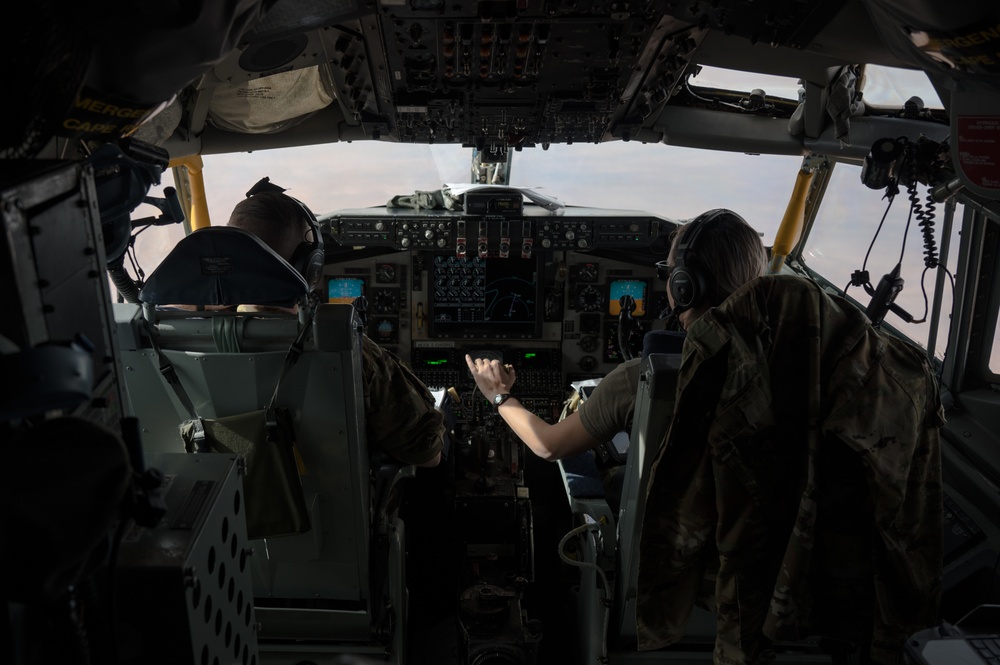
[227,191,306,262]
[668,210,767,307]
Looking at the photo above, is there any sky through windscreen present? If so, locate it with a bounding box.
[131,141,803,275]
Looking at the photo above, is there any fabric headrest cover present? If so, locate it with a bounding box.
[140,227,308,306]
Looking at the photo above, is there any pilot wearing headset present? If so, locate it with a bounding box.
[466,208,767,462]
[228,180,444,468]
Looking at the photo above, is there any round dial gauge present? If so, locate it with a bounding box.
[376,263,397,283]
[577,263,598,282]
[576,285,604,312]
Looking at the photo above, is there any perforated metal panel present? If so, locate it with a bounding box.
[115,453,259,665]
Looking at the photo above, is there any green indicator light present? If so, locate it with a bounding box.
[524,353,537,359]
[426,359,448,366]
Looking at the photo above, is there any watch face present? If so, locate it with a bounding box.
[494,393,508,405]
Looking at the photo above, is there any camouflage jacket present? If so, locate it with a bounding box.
[635,275,944,665]
[361,335,444,466]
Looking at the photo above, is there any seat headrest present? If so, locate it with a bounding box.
[140,227,309,306]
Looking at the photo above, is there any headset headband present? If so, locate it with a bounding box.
[246,177,324,292]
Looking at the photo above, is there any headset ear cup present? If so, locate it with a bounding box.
[289,240,324,292]
[302,246,324,291]
[668,266,703,310]
[669,208,733,312]
[288,196,324,292]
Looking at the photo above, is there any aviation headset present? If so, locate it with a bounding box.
[668,208,734,314]
[245,177,325,292]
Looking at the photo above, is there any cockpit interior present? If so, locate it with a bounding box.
[4,1,1000,665]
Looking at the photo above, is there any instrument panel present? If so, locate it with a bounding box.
[321,205,677,408]
[329,205,670,252]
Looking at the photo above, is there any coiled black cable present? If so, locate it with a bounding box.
[909,178,939,269]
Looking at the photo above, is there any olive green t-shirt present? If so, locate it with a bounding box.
[578,358,643,443]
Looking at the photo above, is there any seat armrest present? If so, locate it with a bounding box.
[557,454,616,561]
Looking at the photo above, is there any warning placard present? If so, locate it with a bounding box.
[956,116,1000,191]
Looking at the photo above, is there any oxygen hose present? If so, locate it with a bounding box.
[558,521,611,662]
[108,263,141,303]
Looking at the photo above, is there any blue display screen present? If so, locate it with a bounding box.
[328,277,365,304]
[608,279,647,316]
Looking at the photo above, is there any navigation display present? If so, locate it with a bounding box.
[428,253,541,339]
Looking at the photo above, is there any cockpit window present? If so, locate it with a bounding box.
[687,65,803,102]
[861,65,944,110]
[990,308,1000,376]
[129,141,797,295]
[800,162,959,360]
[508,142,801,242]
[197,141,801,244]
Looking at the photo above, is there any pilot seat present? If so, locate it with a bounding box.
[556,276,943,664]
[114,226,411,664]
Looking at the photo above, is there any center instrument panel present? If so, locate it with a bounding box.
[322,204,677,410]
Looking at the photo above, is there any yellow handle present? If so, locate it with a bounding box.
[769,166,816,273]
[168,155,212,230]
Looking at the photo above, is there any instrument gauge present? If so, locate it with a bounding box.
[576,263,598,282]
[373,289,400,313]
[372,318,398,344]
[576,285,604,312]
[376,263,397,283]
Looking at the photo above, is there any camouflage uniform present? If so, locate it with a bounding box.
[361,335,445,466]
[636,275,944,665]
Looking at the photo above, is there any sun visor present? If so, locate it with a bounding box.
[208,65,335,134]
[859,2,1000,89]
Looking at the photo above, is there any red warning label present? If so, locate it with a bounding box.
[956,116,1000,191]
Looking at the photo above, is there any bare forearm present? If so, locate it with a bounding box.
[465,353,600,461]
[498,398,599,461]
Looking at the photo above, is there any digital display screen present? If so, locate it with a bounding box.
[515,349,559,369]
[328,277,365,304]
[608,279,648,317]
[417,352,453,368]
[428,254,541,339]
[411,347,458,370]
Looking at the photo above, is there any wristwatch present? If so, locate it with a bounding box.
[493,393,513,408]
